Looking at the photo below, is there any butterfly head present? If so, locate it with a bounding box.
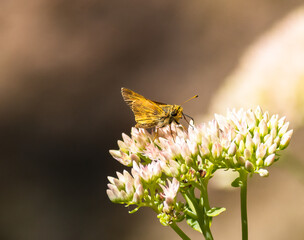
[170,105,183,123]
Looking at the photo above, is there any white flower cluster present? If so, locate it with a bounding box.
[107,106,292,210]
[213,107,292,176]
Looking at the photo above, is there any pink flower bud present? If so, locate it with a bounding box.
[244,149,251,159]
[264,154,275,166]
[238,156,245,165]
[255,106,263,120]
[280,130,293,149]
[253,130,261,146]
[245,134,254,152]
[245,160,254,172]
[256,144,266,159]
[259,119,268,136]
[278,122,289,137]
[228,142,237,156]
[211,143,222,158]
[268,143,277,154]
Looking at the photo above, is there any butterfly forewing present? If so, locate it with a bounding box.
[121,88,167,128]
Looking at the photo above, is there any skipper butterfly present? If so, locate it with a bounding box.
[121,88,197,129]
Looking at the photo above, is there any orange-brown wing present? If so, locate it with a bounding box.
[121,88,166,128]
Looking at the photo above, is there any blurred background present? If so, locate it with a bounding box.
[1,0,304,239]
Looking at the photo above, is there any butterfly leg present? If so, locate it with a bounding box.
[169,124,177,142]
[153,128,159,141]
[183,113,194,128]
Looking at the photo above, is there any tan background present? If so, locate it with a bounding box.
[0,1,303,239]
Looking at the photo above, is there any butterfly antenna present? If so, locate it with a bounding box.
[181,95,198,105]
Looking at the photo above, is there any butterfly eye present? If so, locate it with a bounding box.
[171,112,177,117]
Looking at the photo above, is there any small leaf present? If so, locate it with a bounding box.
[185,215,202,233]
[206,207,226,217]
[184,195,196,214]
[128,206,140,214]
[231,177,241,187]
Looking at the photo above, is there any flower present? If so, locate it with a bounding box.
[106,170,142,203]
[109,127,153,167]
[132,161,162,183]
[159,178,180,212]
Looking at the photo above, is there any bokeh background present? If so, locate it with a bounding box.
[1,0,304,239]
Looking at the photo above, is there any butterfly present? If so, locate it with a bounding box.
[121,87,197,129]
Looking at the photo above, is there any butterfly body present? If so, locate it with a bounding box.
[121,88,183,129]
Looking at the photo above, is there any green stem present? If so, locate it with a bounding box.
[199,179,213,240]
[239,170,248,240]
[200,179,211,210]
[184,182,214,240]
[170,222,191,240]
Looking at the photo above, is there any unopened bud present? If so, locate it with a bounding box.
[253,130,261,146]
[255,106,263,121]
[117,140,127,150]
[246,110,257,130]
[211,143,222,158]
[228,142,237,156]
[256,144,266,159]
[181,164,188,174]
[278,122,289,137]
[245,134,254,152]
[109,150,122,159]
[278,116,286,129]
[244,149,251,159]
[122,133,132,145]
[264,135,273,148]
[280,130,293,149]
[130,154,140,163]
[238,156,245,165]
[200,144,210,157]
[185,156,193,166]
[245,160,254,172]
[235,134,243,145]
[263,111,269,122]
[256,158,263,167]
[132,193,141,203]
[259,119,268,136]
[274,136,280,145]
[270,128,277,139]
[264,153,275,166]
[268,115,278,129]
[268,143,277,154]
[239,140,245,152]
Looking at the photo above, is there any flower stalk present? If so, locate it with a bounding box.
[170,222,191,240]
[201,179,213,240]
[239,170,248,240]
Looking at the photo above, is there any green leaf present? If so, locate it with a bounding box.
[184,195,196,214]
[231,177,241,187]
[186,215,202,233]
[206,207,226,217]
